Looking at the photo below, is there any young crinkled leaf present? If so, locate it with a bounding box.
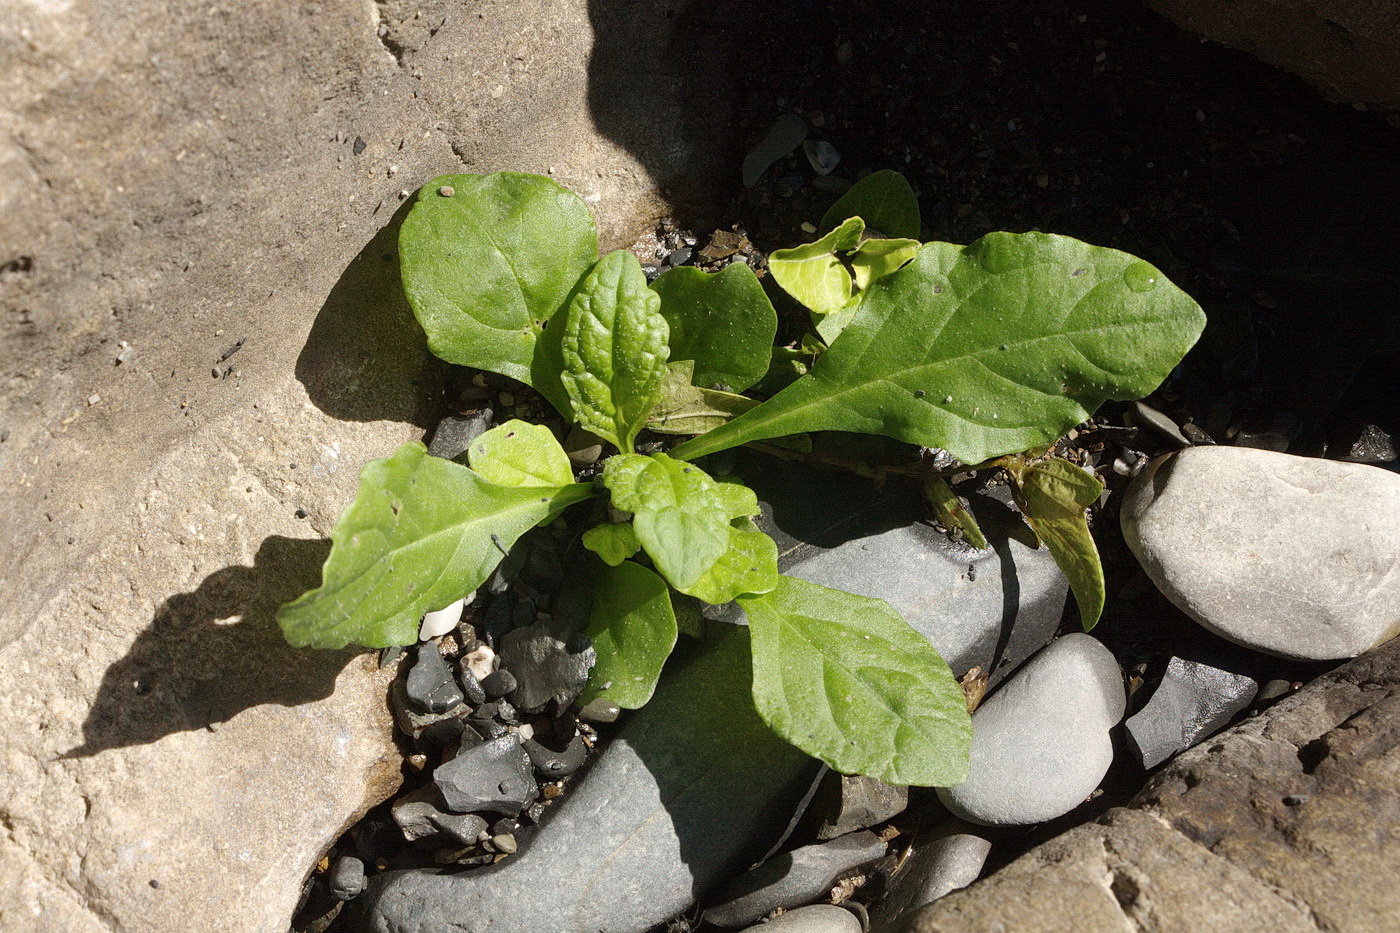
[650,262,777,392]
[850,237,921,291]
[466,419,574,488]
[561,250,670,453]
[672,232,1206,465]
[578,560,678,709]
[680,517,780,605]
[277,443,594,649]
[819,169,922,240]
[739,576,971,786]
[399,173,598,416]
[601,453,754,591]
[1010,457,1106,630]
[581,522,641,566]
[646,362,759,435]
[768,216,864,316]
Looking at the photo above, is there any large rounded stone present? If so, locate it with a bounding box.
[1121,446,1400,661]
[936,634,1124,826]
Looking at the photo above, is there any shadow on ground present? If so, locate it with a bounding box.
[64,535,360,758]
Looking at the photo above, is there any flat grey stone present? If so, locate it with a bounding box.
[937,634,1125,826]
[1125,656,1258,769]
[870,826,991,931]
[428,411,494,463]
[432,735,538,816]
[352,626,817,932]
[702,831,888,928]
[1121,446,1400,660]
[497,620,596,714]
[391,785,489,848]
[740,904,861,933]
[711,452,1069,687]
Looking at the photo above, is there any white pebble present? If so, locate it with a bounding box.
[419,594,472,640]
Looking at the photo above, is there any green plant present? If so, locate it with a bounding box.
[276,170,1204,785]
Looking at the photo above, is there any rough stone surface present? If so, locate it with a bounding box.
[937,634,1125,826]
[352,626,817,933]
[703,831,889,928]
[869,826,991,932]
[906,635,1400,931]
[1125,656,1258,769]
[803,772,909,841]
[1145,0,1400,113]
[739,904,862,933]
[1121,446,1400,660]
[497,620,596,713]
[433,735,538,816]
[0,0,746,926]
[713,452,1069,686]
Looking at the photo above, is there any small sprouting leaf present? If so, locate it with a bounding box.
[850,237,921,291]
[277,443,594,649]
[650,262,777,392]
[672,233,1206,465]
[768,216,865,316]
[399,173,597,415]
[739,576,971,786]
[646,362,759,435]
[467,419,574,488]
[601,453,746,591]
[680,518,780,605]
[923,475,988,550]
[582,522,641,566]
[561,250,670,453]
[579,560,678,709]
[819,169,921,240]
[1012,457,1106,630]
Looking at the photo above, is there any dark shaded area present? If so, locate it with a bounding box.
[296,197,448,428]
[64,535,360,758]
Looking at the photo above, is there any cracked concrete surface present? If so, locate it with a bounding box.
[0,0,744,929]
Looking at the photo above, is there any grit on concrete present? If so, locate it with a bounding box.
[0,2,745,930]
[905,634,1400,931]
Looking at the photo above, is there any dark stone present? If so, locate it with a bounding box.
[389,678,471,744]
[405,646,464,715]
[523,731,588,779]
[433,735,538,816]
[480,669,517,700]
[668,246,693,266]
[577,697,621,723]
[428,410,494,463]
[869,824,990,931]
[702,831,889,928]
[803,772,908,842]
[329,854,366,901]
[498,620,596,713]
[352,625,818,932]
[1125,657,1259,770]
[391,785,489,848]
[457,667,487,706]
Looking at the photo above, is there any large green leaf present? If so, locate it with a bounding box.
[561,250,670,453]
[579,560,678,709]
[1011,457,1106,630]
[646,362,759,435]
[740,576,971,785]
[277,443,594,649]
[768,217,864,316]
[819,169,921,240]
[673,233,1206,465]
[601,453,752,591]
[399,173,597,414]
[681,517,780,605]
[467,419,574,488]
[650,263,777,392]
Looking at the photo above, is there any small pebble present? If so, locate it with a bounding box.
[420,596,468,641]
[458,667,488,706]
[1283,794,1310,806]
[438,185,455,197]
[491,833,518,854]
[405,646,464,715]
[578,697,621,724]
[328,854,366,901]
[481,669,518,700]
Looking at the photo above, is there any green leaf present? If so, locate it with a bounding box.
[582,522,641,566]
[739,576,971,785]
[680,518,780,605]
[650,262,777,392]
[1012,457,1106,630]
[923,475,988,550]
[601,453,746,591]
[561,250,670,453]
[673,233,1206,465]
[646,362,759,435]
[768,216,864,316]
[277,443,594,649]
[579,560,678,709]
[850,237,921,291]
[819,169,921,240]
[399,173,597,415]
[466,419,574,488]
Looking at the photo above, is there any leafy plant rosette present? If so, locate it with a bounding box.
[277,170,1204,786]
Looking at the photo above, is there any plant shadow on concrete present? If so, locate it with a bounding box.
[63,536,356,758]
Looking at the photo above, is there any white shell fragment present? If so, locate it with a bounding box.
[419,593,472,641]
